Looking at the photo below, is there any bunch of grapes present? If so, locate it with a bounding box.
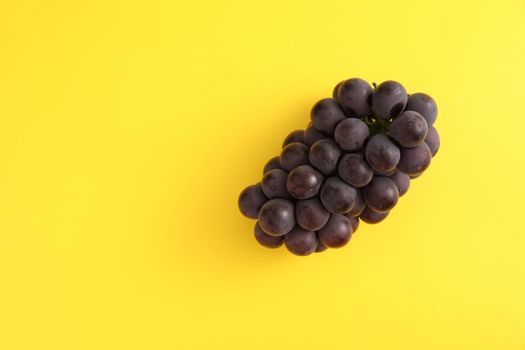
[238,78,440,256]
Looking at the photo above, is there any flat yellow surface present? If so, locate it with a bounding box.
[1,1,525,349]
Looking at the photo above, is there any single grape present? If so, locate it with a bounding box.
[365,134,401,173]
[389,111,428,148]
[388,170,410,196]
[335,78,373,117]
[320,177,357,214]
[397,142,432,175]
[334,118,370,151]
[332,81,344,99]
[238,183,269,219]
[258,198,295,236]
[338,153,374,188]
[263,156,281,174]
[296,197,330,231]
[308,139,342,175]
[284,226,318,256]
[372,80,408,120]
[282,130,305,148]
[261,169,291,199]
[346,188,366,217]
[317,214,352,248]
[315,239,328,252]
[405,93,438,126]
[280,142,309,171]
[359,206,389,224]
[254,222,284,248]
[311,98,347,134]
[424,126,440,156]
[363,176,399,212]
[304,123,328,146]
[286,165,323,199]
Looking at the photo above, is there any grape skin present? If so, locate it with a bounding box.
[258,198,295,236]
[254,222,284,248]
[296,197,330,231]
[334,118,370,151]
[261,169,291,199]
[238,183,269,219]
[363,176,399,212]
[389,111,428,148]
[424,126,440,156]
[320,177,357,214]
[317,214,352,248]
[282,130,305,148]
[280,142,309,171]
[286,165,324,199]
[406,93,438,126]
[284,226,318,256]
[359,206,389,224]
[389,170,410,196]
[338,153,374,188]
[315,240,328,253]
[332,81,344,99]
[346,188,366,217]
[308,139,342,175]
[365,134,401,173]
[311,98,347,134]
[372,80,408,120]
[263,156,281,174]
[304,123,328,146]
[397,142,432,175]
[335,78,373,117]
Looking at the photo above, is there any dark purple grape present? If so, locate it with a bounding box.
[280,142,309,171]
[346,188,366,217]
[372,80,408,120]
[263,156,281,174]
[284,226,318,256]
[345,215,359,233]
[389,170,410,196]
[424,126,440,156]
[261,169,291,199]
[406,93,438,126]
[311,98,346,134]
[308,139,342,175]
[238,183,269,219]
[320,177,357,214]
[338,153,373,188]
[365,134,400,173]
[359,207,389,224]
[335,78,373,117]
[397,143,432,175]
[389,111,428,148]
[317,214,352,248]
[254,222,284,248]
[315,239,328,253]
[282,130,304,148]
[296,197,330,231]
[287,165,323,199]
[363,177,399,212]
[334,118,370,151]
[258,198,295,236]
[332,81,344,99]
[304,123,328,146]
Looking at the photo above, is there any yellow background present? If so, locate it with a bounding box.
[1,0,524,349]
